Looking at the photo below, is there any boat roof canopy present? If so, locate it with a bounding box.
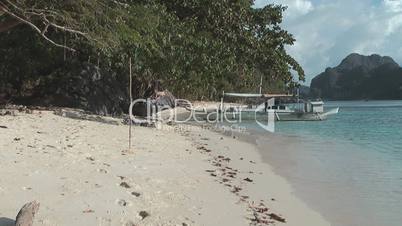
[309,101,324,105]
[224,93,264,98]
[224,93,293,98]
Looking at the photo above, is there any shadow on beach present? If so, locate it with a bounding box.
[0,217,14,226]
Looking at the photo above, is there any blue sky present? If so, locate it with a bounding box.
[254,0,402,85]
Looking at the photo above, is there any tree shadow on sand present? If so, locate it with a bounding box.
[0,217,14,226]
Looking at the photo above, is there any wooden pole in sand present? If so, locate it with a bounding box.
[129,57,133,151]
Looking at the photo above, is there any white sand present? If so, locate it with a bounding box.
[0,111,329,226]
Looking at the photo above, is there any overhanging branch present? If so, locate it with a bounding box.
[0,1,87,52]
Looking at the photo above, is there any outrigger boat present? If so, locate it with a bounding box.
[197,92,339,122]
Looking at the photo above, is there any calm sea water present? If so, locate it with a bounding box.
[244,101,402,226]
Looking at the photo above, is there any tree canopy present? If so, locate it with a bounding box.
[0,0,304,105]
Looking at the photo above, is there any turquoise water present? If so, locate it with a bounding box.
[277,101,402,156]
[244,101,402,226]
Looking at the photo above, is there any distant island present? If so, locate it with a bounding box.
[310,53,402,100]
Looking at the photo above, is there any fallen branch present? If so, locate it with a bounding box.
[15,201,40,226]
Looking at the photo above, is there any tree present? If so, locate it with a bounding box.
[0,0,305,112]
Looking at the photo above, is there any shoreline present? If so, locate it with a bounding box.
[206,125,334,226]
[0,110,329,225]
[180,124,330,226]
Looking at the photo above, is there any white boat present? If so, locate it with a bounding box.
[268,100,339,121]
[197,92,339,122]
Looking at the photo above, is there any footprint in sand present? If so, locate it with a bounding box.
[97,169,108,174]
[131,191,141,197]
[116,199,128,207]
[138,211,150,220]
[119,182,131,189]
[86,156,95,161]
[124,221,136,226]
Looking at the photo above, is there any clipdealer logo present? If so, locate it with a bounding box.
[129,99,275,132]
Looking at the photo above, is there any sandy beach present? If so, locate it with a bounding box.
[0,110,329,226]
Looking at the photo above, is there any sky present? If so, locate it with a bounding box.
[254,0,402,85]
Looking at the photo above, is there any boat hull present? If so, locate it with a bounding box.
[274,112,326,121]
[194,111,329,122]
[183,107,339,122]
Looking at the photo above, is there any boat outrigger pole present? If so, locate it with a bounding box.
[220,91,225,113]
[259,76,263,95]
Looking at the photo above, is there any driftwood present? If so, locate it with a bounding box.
[15,201,40,226]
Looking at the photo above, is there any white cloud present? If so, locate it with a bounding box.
[254,0,402,84]
[385,14,402,35]
[255,0,314,18]
[384,0,402,12]
[284,0,314,18]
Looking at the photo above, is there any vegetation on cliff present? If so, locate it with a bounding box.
[0,0,304,113]
[311,53,402,100]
